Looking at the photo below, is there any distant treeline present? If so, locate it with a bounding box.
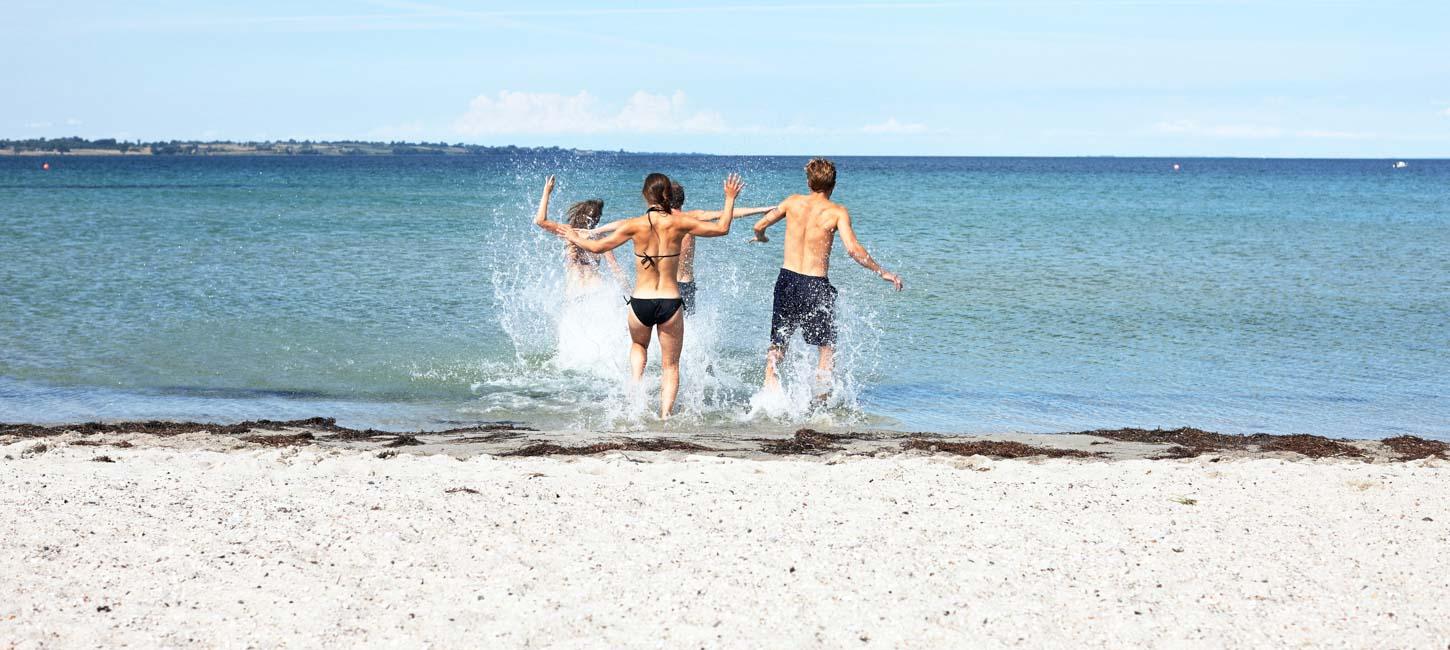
[1,137,597,156]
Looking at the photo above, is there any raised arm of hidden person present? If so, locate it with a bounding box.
[837,207,904,291]
[532,175,569,236]
[686,173,744,237]
[691,205,775,222]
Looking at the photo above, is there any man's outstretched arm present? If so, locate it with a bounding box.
[692,206,774,222]
[837,208,903,291]
[750,205,786,242]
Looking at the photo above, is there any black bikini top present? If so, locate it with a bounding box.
[637,207,679,269]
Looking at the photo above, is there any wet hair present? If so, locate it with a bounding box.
[565,199,603,264]
[642,172,674,212]
[669,181,685,210]
[805,158,836,193]
[669,179,687,210]
[566,199,603,229]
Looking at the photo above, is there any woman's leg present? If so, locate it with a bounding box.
[627,309,651,386]
[655,309,685,419]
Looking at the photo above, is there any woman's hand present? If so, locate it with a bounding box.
[534,175,556,228]
[723,173,744,200]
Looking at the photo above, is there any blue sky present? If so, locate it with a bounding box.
[5,1,1449,156]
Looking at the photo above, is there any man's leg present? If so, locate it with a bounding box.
[656,309,684,419]
[763,344,785,391]
[804,283,837,404]
[807,345,835,407]
[816,345,835,381]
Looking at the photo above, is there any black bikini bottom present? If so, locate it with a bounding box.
[628,297,683,327]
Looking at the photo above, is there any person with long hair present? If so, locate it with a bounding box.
[531,178,626,297]
[538,172,745,418]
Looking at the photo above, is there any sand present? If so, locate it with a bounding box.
[2,434,1448,648]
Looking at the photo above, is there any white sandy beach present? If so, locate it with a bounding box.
[2,435,1448,648]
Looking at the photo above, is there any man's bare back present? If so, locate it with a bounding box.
[771,194,847,278]
[754,194,903,289]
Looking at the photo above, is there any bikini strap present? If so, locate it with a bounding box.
[634,251,680,269]
[637,207,676,269]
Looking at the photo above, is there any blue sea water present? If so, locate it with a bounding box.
[1,154,1446,438]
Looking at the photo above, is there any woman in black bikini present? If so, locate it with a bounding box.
[549,171,745,419]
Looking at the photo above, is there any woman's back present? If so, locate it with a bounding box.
[629,209,688,298]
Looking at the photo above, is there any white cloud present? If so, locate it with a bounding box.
[1441,106,1450,117]
[861,118,927,134]
[65,118,83,126]
[1152,120,1282,139]
[452,90,726,136]
[25,121,53,129]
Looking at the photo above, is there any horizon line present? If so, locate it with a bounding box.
[2,138,1442,161]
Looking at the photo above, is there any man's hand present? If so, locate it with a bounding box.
[749,230,769,244]
[543,175,555,194]
[723,173,744,199]
[880,270,904,291]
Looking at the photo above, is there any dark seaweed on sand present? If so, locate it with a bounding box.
[0,417,534,440]
[902,439,1099,459]
[1380,436,1449,460]
[241,432,316,447]
[754,429,893,455]
[1252,434,1365,459]
[501,439,715,457]
[1080,427,1367,459]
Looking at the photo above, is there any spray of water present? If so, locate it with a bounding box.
[469,155,882,432]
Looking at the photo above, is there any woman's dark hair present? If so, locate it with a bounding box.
[642,173,674,212]
[565,199,603,264]
[669,181,685,210]
[566,199,603,229]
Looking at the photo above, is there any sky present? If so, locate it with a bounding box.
[5,0,1449,156]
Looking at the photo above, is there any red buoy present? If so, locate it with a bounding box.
[42,162,51,171]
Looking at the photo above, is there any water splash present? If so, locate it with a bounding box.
[470,154,879,432]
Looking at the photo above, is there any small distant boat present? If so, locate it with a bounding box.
[1393,161,1408,169]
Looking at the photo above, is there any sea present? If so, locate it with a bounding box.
[1,154,1446,439]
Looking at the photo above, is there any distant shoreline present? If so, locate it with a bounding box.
[3,138,1441,159]
[1,138,630,157]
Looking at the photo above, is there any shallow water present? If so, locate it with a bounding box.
[1,155,1446,438]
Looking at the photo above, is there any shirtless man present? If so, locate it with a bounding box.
[750,158,903,392]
